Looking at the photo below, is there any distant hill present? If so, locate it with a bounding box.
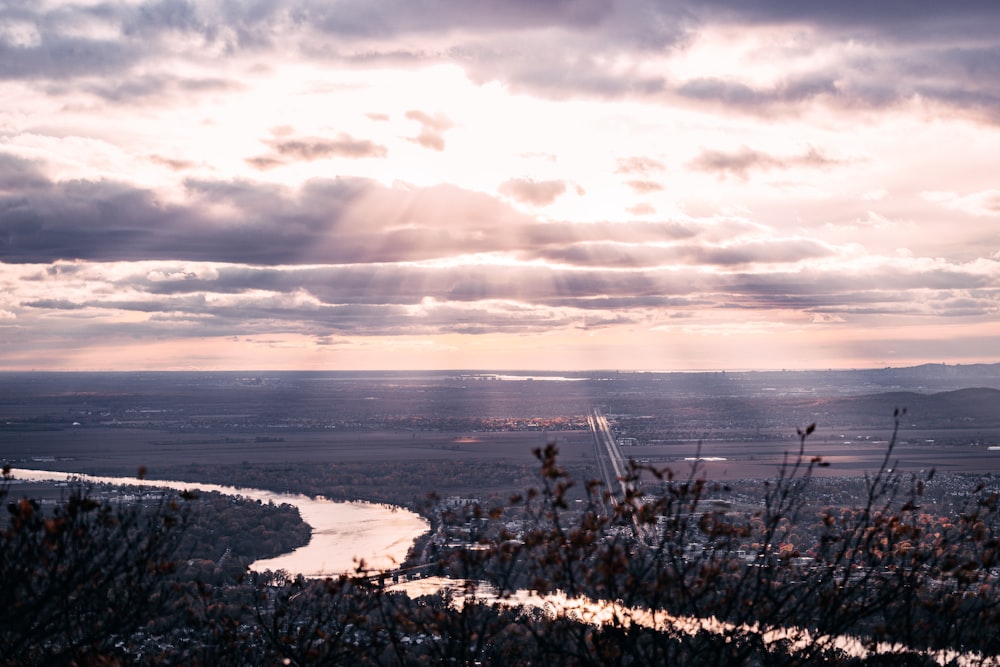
[828,387,1000,428]
[880,362,1000,380]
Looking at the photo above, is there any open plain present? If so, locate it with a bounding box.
[4,367,1000,505]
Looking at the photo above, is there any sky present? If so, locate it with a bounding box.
[2,0,1000,372]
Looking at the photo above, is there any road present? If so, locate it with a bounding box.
[588,407,632,507]
[590,407,655,541]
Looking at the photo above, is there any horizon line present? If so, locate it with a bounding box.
[1,361,996,375]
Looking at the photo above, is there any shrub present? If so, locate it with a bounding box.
[0,465,191,666]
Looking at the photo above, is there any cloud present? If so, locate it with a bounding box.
[822,211,898,233]
[499,178,567,206]
[4,156,746,270]
[245,156,286,170]
[272,135,388,160]
[689,146,846,179]
[0,32,137,81]
[615,156,666,175]
[22,298,86,310]
[0,162,548,264]
[0,153,49,191]
[404,110,453,151]
[246,133,389,168]
[624,180,663,193]
[8,247,1000,348]
[677,74,840,109]
[5,2,1000,365]
[533,237,835,268]
[691,1,1000,41]
[861,189,887,202]
[296,0,617,38]
[0,0,676,106]
[627,203,656,216]
[4,0,1000,126]
[924,189,1000,217]
[82,74,239,102]
[148,154,197,171]
[810,313,846,324]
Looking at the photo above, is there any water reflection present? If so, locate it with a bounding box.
[391,579,987,667]
[251,496,427,576]
[11,469,428,576]
[10,468,993,664]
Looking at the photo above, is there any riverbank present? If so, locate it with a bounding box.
[10,468,429,577]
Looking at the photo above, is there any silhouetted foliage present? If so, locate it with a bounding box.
[0,465,192,666]
[5,412,1000,665]
[422,412,1000,665]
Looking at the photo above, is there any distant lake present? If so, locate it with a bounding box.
[11,469,429,577]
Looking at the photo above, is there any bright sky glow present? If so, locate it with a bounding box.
[2,1,1000,371]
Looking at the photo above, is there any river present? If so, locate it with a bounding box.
[11,468,997,665]
[10,468,429,577]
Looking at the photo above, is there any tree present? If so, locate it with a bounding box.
[425,414,1000,665]
[7,411,1000,665]
[0,465,192,666]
